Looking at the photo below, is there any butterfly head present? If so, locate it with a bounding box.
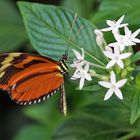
[62,52,68,62]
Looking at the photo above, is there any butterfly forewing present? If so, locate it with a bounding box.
[0,53,64,105]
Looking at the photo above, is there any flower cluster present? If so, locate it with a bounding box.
[70,48,92,90]
[70,15,140,101]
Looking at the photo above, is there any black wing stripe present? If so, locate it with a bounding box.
[11,70,60,90]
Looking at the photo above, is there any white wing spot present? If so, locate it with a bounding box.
[47,94,50,99]
[12,84,17,90]
[43,96,46,100]
[29,101,32,105]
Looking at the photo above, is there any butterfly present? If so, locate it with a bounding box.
[0,53,68,115]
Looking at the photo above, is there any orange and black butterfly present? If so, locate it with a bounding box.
[0,53,68,115]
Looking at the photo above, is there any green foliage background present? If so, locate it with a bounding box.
[1,0,140,140]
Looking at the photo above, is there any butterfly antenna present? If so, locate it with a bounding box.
[75,25,84,37]
[65,13,78,54]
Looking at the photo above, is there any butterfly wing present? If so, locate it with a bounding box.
[0,53,64,105]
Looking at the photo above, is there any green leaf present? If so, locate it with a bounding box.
[17,2,107,68]
[0,24,27,52]
[23,94,63,125]
[90,0,140,28]
[77,84,101,92]
[135,72,140,86]
[14,125,50,140]
[61,0,96,18]
[0,0,21,23]
[130,87,140,124]
[53,102,133,140]
[53,118,117,140]
[53,87,138,140]
[131,51,140,63]
[0,1,27,52]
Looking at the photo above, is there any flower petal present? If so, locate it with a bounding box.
[85,73,92,81]
[71,77,77,80]
[98,81,111,88]
[114,46,120,55]
[118,23,128,28]
[72,49,82,59]
[120,53,131,59]
[116,79,127,88]
[124,26,131,36]
[101,27,112,32]
[107,20,114,26]
[114,88,123,100]
[113,32,122,42]
[84,62,89,72]
[125,41,136,46]
[132,29,140,38]
[105,46,113,52]
[116,15,124,25]
[117,60,124,68]
[71,70,81,79]
[79,76,85,90]
[71,71,81,79]
[106,60,116,69]
[110,71,116,84]
[132,38,140,43]
[103,51,114,59]
[120,45,125,52]
[104,89,114,100]
[108,42,119,48]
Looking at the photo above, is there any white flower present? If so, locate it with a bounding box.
[124,26,140,43]
[101,15,128,33]
[103,46,131,69]
[105,46,113,53]
[94,29,104,46]
[98,71,127,100]
[70,48,85,69]
[109,32,135,51]
[71,62,92,90]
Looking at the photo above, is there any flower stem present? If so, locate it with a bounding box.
[88,61,107,69]
[117,131,136,140]
[89,69,108,80]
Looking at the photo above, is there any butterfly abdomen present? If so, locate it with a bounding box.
[59,60,68,74]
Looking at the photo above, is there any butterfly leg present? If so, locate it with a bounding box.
[59,84,67,116]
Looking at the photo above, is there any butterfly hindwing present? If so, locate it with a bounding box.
[0,53,64,105]
[11,71,64,105]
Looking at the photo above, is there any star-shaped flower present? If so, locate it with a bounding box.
[71,62,92,90]
[109,32,135,51]
[124,26,140,44]
[101,15,128,33]
[103,46,131,69]
[98,71,127,100]
[70,48,85,69]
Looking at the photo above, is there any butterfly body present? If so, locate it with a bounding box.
[0,53,68,114]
